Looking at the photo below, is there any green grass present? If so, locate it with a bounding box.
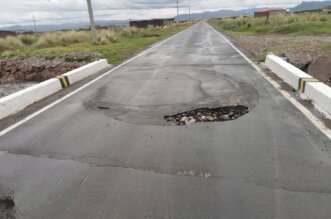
[208,13,331,35]
[0,22,192,64]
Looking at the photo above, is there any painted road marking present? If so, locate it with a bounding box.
[0,23,196,137]
[57,76,71,88]
[298,78,319,93]
[207,22,331,139]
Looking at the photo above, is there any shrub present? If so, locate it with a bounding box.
[6,36,24,49]
[121,27,133,37]
[309,14,319,22]
[130,26,140,34]
[35,30,90,48]
[286,15,297,24]
[59,30,90,45]
[35,32,60,48]
[320,17,327,22]
[0,36,25,54]
[18,34,37,45]
[98,29,118,43]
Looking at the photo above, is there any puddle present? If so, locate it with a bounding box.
[164,105,249,125]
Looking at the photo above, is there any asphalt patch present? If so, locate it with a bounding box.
[164,105,249,125]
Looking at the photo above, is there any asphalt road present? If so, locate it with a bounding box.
[0,22,331,219]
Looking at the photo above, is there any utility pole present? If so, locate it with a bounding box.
[188,0,191,21]
[32,15,37,32]
[86,0,97,43]
[176,0,179,23]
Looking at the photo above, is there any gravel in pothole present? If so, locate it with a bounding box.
[164,105,249,126]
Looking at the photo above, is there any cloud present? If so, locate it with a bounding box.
[0,0,323,26]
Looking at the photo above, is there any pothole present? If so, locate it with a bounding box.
[0,197,15,219]
[84,70,259,126]
[164,105,249,125]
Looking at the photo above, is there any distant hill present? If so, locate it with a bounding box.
[0,20,128,32]
[1,1,331,31]
[177,8,268,20]
[291,0,331,12]
[177,0,331,20]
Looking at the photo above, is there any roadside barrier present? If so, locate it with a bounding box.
[0,59,110,120]
[266,54,331,115]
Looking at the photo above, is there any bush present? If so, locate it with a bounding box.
[286,14,297,24]
[18,34,37,45]
[0,36,24,54]
[35,31,90,48]
[121,27,133,37]
[98,29,118,44]
[59,30,90,45]
[35,32,60,48]
[320,17,327,22]
[309,14,319,22]
[118,26,141,37]
[130,26,140,34]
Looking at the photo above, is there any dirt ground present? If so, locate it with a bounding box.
[0,52,101,97]
[228,34,331,86]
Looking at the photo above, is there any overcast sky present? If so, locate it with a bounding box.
[0,0,324,27]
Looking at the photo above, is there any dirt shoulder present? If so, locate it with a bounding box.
[225,34,331,86]
[0,52,102,97]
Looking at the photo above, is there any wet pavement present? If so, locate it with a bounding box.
[0,22,330,219]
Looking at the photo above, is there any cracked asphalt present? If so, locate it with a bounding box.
[0,22,331,219]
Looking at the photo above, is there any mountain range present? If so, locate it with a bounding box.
[177,0,331,20]
[1,1,331,32]
[291,0,331,12]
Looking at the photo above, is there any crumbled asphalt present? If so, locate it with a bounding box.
[164,105,249,125]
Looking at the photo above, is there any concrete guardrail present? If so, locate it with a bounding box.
[265,54,331,115]
[0,59,110,120]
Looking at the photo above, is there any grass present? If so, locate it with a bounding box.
[208,13,331,35]
[0,22,192,64]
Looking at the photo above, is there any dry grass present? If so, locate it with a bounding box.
[0,26,144,52]
[35,30,90,48]
[0,22,193,63]
[17,34,38,45]
[98,29,118,44]
[120,27,133,37]
[0,36,25,53]
[210,13,331,35]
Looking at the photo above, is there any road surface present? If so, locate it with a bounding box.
[0,22,330,219]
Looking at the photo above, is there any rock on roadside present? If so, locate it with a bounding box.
[307,55,331,86]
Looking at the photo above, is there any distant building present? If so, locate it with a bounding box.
[129,19,175,28]
[324,5,331,13]
[254,9,287,18]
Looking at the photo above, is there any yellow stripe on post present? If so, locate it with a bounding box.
[62,77,68,88]
[57,76,70,88]
[298,78,319,93]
